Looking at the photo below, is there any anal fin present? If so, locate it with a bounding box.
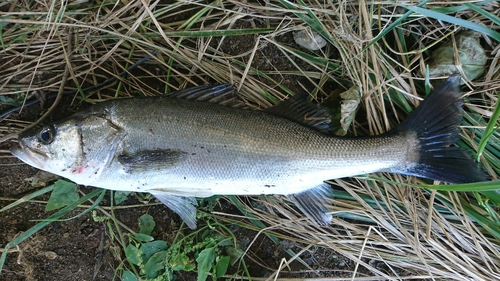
[150,191,198,229]
[286,183,333,225]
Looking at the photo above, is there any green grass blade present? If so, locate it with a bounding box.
[280,44,343,73]
[368,176,499,192]
[402,5,500,42]
[477,93,500,161]
[463,2,500,26]
[363,0,430,52]
[436,192,500,239]
[0,185,54,212]
[278,0,334,45]
[296,0,333,44]
[479,191,500,206]
[178,2,212,30]
[42,189,107,222]
[431,0,496,13]
[225,196,280,244]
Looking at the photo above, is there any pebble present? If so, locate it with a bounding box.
[293,30,327,50]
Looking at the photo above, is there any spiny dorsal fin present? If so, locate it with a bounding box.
[165,84,248,109]
[265,96,333,133]
[167,84,332,132]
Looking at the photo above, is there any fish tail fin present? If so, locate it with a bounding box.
[286,183,333,225]
[392,75,486,183]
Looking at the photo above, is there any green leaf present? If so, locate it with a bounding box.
[368,175,500,192]
[225,246,243,265]
[138,214,156,235]
[278,0,333,45]
[214,256,230,279]
[106,221,115,241]
[143,250,167,278]
[184,263,196,271]
[125,244,141,265]
[92,210,107,222]
[217,238,233,247]
[133,233,154,243]
[0,95,20,106]
[114,191,131,205]
[45,180,79,211]
[121,270,138,281]
[196,247,215,281]
[55,189,105,221]
[179,254,193,270]
[140,240,168,262]
[170,253,192,271]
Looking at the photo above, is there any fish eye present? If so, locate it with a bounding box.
[37,125,55,144]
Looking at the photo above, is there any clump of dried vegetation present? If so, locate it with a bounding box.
[0,0,499,280]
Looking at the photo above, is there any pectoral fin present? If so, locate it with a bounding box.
[150,191,198,229]
[286,183,333,225]
[118,149,188,173]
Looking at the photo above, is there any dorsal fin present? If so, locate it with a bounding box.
[166,85,332,132]
[165,84,248,109]
[265,96,332,133]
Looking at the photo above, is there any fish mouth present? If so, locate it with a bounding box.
[10,141,48,168]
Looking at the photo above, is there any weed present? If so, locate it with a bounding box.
[119,214,243,281]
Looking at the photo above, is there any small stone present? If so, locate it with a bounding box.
[293,29,327,50]
[45,251,58,260]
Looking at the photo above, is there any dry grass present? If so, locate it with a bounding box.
[1,0,499,280]
[222,179,500,279]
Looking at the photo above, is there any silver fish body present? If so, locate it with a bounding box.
[10,76,485,228]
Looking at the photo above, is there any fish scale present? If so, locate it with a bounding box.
[91,97,409,193]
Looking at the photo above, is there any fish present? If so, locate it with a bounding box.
[10,75,486,229]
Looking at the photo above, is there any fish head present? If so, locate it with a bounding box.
[11,112,126,185]
[11,122,80,172]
